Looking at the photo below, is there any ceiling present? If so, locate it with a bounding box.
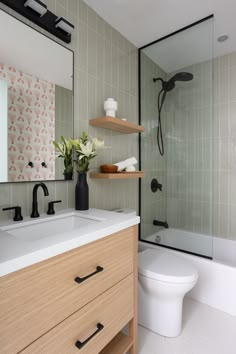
[84,0,236,57]
[142,18,213,73]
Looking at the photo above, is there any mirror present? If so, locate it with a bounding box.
[0,9,74,183]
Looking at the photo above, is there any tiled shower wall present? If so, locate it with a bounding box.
[140,53,167,238]
[141,51,236,243]
[166,52,236,242]
[0,0,139,221]
[212,52,236,241]
[165,59,213,237]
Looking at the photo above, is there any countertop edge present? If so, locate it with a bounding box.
[0,212,140,277]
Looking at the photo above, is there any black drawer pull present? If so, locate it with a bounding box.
[74,266,104,284]
[75,323,104,349]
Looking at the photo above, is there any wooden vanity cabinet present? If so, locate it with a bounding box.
[0,225,138,354]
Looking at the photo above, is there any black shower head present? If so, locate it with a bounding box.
[153,71,193,92]
[169,72,194,83]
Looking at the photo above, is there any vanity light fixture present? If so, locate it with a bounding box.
[55,17,74,35]
[1,0,73,43]
[24,0,47,17]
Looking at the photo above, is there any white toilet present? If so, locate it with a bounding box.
[138,248,198,337]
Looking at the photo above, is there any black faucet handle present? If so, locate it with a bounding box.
[47,200,62,215]
[2,206,23,221]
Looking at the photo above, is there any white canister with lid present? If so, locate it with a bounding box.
[104,98,118,117]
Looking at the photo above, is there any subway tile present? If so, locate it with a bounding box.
[97,34,104,81]
[230,66,236,101]
[47,0,56,12]
[104,21,112,42]
[0,184,12,220]
[88,74,97,118]
[229,137,236,170]
[103,39,112,85]
[219,69,229,103]
[220,138,230,170]
[55,3,67,18]
[219,171,229,204]
[96,15,104,37]
[229,204,236,240]
[229,51,236,67]
[11,183,29,217]
[219,203,228,238]
[68,0,78,15]
[88,27,97,77]
[79,0,88,23]
[77,70,88,121]
[219,103,229,137]
[78,20,88,72]
[87,6,97,30]
[220,53,229,72]
[229,171,236,204]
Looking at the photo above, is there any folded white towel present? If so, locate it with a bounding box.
[114,157,137,172]
[125,165,136,172]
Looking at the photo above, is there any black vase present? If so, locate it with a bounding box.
[63,171,73,180]
[75,173,89,210]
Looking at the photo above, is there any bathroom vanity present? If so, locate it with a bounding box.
[0,209,139,354]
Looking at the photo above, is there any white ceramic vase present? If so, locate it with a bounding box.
[104,98,118,117]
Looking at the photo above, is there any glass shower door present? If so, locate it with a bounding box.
[139,16,214,258]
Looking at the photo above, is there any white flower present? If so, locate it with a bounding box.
[79,142,94,157]
[92,138,104,151]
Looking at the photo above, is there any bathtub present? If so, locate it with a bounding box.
[144,228,236,266]
[139,229,236,316]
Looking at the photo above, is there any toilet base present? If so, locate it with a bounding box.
[138,275,196,337]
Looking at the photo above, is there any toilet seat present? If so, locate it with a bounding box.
[138,249,198,284]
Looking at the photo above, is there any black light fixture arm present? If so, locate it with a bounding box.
[1,0,73,43]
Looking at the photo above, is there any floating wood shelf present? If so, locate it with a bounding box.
[100,332,133,354]
[89,116,145,134]
[90,171,145,179]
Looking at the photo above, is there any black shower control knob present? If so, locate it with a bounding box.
[28,161,34,168]
[151,179,162,192]
[41,162,47,168]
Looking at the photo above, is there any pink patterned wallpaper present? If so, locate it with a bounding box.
[0,63,55,182]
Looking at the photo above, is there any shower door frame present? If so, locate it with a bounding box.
[138,14,214,259]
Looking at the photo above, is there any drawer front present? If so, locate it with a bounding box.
[0,227,134,354]
[21,275,134,354]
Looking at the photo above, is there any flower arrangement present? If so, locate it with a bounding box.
[53,136,73,176]
[70,132,104,173]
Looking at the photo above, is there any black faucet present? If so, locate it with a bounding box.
[2,206,23,221]
[153,219,169,228]
[31,183,49,218]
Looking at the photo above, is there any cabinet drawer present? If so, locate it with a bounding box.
[21,275,134,354]
[0,227,134,354]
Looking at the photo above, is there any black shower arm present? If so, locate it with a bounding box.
[153,77,164,84]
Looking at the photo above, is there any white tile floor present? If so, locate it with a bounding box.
[138,298,236,354]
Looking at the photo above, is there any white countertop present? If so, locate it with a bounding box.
[0,208,140,277]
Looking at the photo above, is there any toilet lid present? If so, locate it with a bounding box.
[138,249,198,284]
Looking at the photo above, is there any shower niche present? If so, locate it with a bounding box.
[139,15,214,258]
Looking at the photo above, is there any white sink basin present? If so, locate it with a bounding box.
[0,213,103,242]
